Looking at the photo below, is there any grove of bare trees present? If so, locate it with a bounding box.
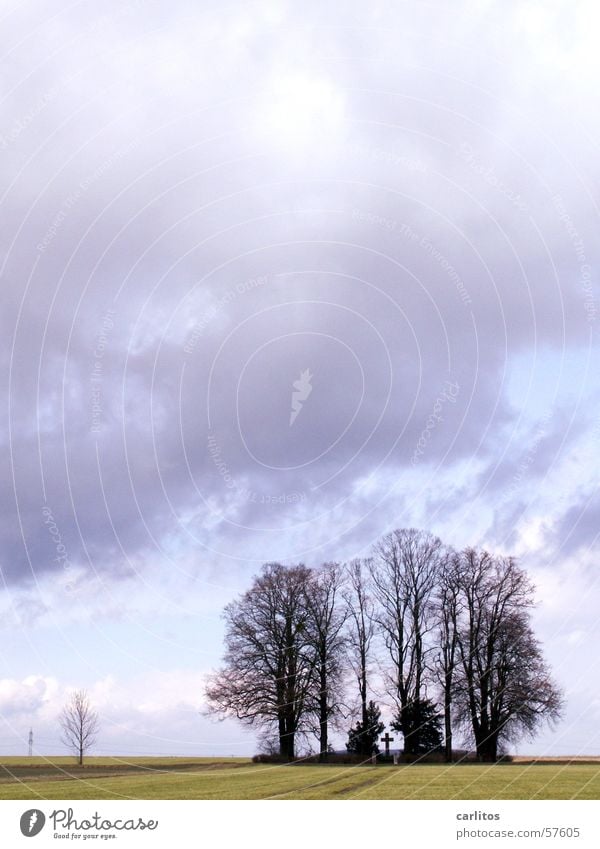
[205,529,564,763]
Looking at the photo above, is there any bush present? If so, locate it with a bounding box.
[303,752,367,765]
[252,753,287,764]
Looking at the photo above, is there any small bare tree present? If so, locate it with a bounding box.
[59,689,99,765]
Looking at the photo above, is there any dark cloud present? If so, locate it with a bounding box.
[1,0,599,598]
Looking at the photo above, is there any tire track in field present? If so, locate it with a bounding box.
[330,771,394,798]
[264,766,384,800]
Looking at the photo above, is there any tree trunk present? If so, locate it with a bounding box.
[399,688,411,755]
[360,642,368,729]
[401,706,420,756]
[477,742,497,762]
[280,728,295,761]
[278,714,286,758]
[444,675,453,762]
[476,730,498,762]
[318,659,328,762]
[277,668,291,760]
[475,726,498,762]
[284,614,297,761]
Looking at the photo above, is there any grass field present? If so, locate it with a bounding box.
[0,757,599,800]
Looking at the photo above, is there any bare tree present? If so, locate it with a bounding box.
[452,549,564,761]
[59,689,99,765]
[205,562,316,761]
[343,558,376,756]
[435,550,461,762]
[303,562,347,761]
[372,528,443,754]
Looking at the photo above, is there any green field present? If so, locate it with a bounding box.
[0,757,599,800]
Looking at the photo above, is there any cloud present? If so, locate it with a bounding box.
[0,2,596,580]
[0,676,55,717]
[0,670,253,756]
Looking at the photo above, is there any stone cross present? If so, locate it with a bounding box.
[380,732,394,757]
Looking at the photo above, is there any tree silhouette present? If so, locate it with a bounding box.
[205,563,317,761]
[207,532,565,763]
[372,529,444,755]
[346,700,384,757]
[391,697,443,755]
[452,550,564,761]
[59,689,99,766]
[343,559,376,753]
[303,562,347,761]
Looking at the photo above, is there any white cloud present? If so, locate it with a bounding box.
[0,669,252,756]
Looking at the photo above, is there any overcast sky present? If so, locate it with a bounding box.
[1,0,599,758]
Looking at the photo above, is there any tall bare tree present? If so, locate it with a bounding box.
[59,689,99,765]
[304,562,347,761]
[205,562,316,760]
[435,549,461,762]
[372,528,443,754]
[452,549,564,761]
[343,558,376,756]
